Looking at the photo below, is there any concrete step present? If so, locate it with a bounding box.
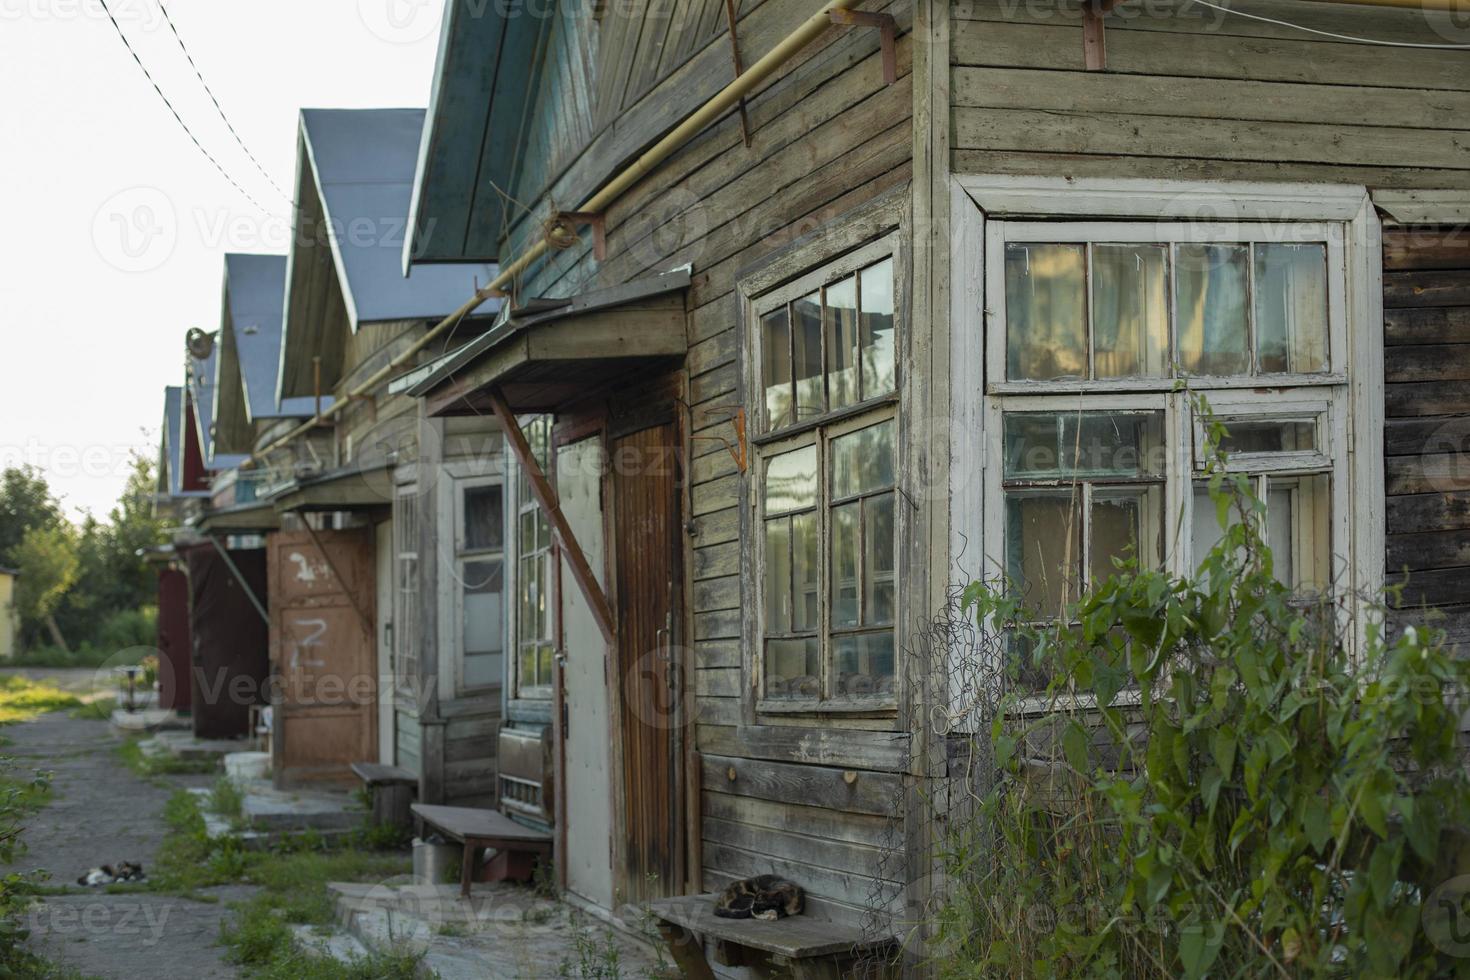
[289,923,370,963]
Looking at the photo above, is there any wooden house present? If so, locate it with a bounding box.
[243,107,505,793]
[0,567,17,660]
[389,0,1470,971]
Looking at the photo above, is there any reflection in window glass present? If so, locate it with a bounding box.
[1006,491,1081,620]
[1090,486,1163,584]
[1003,411,1166,481]
[831,419,895,498]
[1177,243,1250,375]
[1217,418,1317,455]
[764,519,793,633]
[764,446,817,514]
[860,259,896,399]
[835,633,895,698]
[462,559,503,688]
[1092,244,1169,378]
[826,276,859,410]
[793,293,823,421]
[864,493,896,624]
[831,502,859,628]
[1006,243,1087,380]
[762,308,792,429]
[1255,243,1328,374]
[765,638,819,699]
[463,485,503,551]
[1190,475,1331,591]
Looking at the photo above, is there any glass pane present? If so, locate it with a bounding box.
[462,561,503,686]
[860,259,896,399]
[518,555,542,642]
[834,633,895,698]
[1191,482,1241,575]
[831,419,896,498]
[1267,474,1331,592]
[761,307,793,430]
[463,484,503,552]
[1003,411,1166,481]
[519,509,538,556]
[826,276,859,411]
[1090,486,1163,585]
[765,638,819,699]
[764,445,817,515]
[831,502,860,628]
[1005,491,1081,619]
[1006,243,1087,381]
[793,292,824,421]
[518,645,536,691]
[792,512,819,632]
[864,493,896,625]
[764,518,793,634]
[1177,243,1249,375]
[537,644,554,690]
[1218,418,1317,455]
[1255,243,1329,374]
[1092,244,1169,378]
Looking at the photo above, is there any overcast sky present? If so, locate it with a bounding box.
[0,0,448,520]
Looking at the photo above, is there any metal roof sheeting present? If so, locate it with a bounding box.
[221,254,323,420]
[187,347,248,472]
[299,108,497,326]
[160,386,208,499]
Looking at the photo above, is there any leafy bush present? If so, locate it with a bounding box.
[11,607,157,669]
[930,417,1470,978]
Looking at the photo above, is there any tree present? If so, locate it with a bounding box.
[12,524,79,652]
[0,467,62,566]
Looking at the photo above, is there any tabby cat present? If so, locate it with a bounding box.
[712,874,804,920]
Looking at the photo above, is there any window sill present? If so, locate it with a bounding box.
[756,698,896,718]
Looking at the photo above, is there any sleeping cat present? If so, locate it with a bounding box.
[712,874,804,920]
[76,862,146,887]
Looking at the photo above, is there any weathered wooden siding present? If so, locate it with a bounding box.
[949,0,1470,188]
[1384,227,1470,650]
[496,0,916,920]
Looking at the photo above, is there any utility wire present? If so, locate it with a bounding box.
[97,0,277,216]
[1188,0,1470,49]
[155,0,292,203]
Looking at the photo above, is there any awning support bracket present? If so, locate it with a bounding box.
[487,387,617,647]
[828,9,897,85]
[1083,0,1124,71]
[546,211,607,262]
[207,535,270,627]
[689,404,747,474]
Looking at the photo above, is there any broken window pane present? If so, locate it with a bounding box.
[1092,244,1169,379]
[793,292,824,421]
[860,259,896,399]
[826,275,859,411]
[1255,243,1329,374]
[1177,243,1249,376]
[1090,486,1163,584]
[1005,490,1081,620]
[1006,243,1087,381]
[764,445,817,515]
[761,307,793,430]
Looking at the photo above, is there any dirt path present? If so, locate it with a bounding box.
[3,709,256,979]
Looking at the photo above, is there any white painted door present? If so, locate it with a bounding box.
[557,437,614,911]
[375,519,395,765]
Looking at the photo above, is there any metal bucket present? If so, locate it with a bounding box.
[412,837,461,885]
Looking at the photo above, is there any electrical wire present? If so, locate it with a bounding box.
[96,0,278,216]
[1187,0,1470,49]
[155,0,292,203]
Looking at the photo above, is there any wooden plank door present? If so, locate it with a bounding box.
[610,421,683,904]
[557,436,616,910]
[268,527,376,787]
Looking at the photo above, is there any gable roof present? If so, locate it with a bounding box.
[216,255,322,440]
[187,344,249,473]
[158,386,209,499]
[277,108,500,401]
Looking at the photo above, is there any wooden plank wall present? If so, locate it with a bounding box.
[1384,227,1470,651]
[949,0,1470,188]
[498,0,916,921]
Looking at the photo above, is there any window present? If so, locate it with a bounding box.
[513,416,554,699]
[980,216,1356,672]
[393,485,419,695]
[752,241,900,709]
[456,480,505,692]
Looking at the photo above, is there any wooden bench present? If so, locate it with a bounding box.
[646,894,896,980]
[349,762,417,829]
[410,803,552,899]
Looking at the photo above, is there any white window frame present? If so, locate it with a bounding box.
[452,475,507,696]
[950,176,1385,680]
[748,233,904,714]
[510,415,556,701]
[392,482,420,698]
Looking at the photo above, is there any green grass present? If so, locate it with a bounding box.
[115,738,218,778]
[0,677,80,726]
[67,697,115,721]
[207,776,245,821]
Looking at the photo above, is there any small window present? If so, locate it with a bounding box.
[457,479,505,693]
[393,486,419,695]
[751,241,901,711]
[514,416,555,699]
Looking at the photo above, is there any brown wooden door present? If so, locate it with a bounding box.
[609,421,683,903]
[267,527,376,787]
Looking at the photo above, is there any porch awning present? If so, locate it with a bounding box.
[194,501,281,534]
[270,462,395,514]
[406,269,690,416]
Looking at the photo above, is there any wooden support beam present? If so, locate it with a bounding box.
[1083,0,1124,72]
[301,520,374,640]
[828,9,897,85]
[723,0,752,147]
[487,388,617,646]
